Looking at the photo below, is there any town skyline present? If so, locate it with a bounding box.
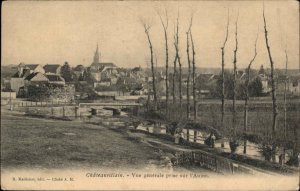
[2,1,299,69]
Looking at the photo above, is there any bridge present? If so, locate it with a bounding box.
[78,102,142,107]
[77,102,143,117]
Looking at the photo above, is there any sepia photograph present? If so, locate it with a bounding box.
[1,0,299,190]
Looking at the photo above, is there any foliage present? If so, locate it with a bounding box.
[213,71,245,100]
[248,77,263,97]
[116,77,143,92]
[60,62,74,82]
[229,141,239,153]
[95,85,118,92]
[259,145,273,161]
[78,70,88,81]
[211,72,263,99]
[286,156,299,167]
[142,110,165,120]
[242,133,263,144]
[185,122,222,139]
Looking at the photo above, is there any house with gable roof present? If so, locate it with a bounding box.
[43,64,61,75]
[45,74,65,85]
[10,63,45,95]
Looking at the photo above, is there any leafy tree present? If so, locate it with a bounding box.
[248,77,263,97]
[212,71,247,100]
[60,62,73,82]
[214,71,234,99]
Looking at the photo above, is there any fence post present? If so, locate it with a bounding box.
[22,102,23,107]
[51,107,54,116]
[187,128,190,142]
[35,101,37,106]
[194,130,197,142]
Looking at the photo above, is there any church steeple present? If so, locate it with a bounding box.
[93,43,100,64]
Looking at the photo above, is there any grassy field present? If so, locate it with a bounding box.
[1,109,162,170]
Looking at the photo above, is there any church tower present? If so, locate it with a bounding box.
[93,44,100,64]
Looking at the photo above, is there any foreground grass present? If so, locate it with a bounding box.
[1,109,159,170]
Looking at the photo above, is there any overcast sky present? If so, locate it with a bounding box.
[2,1,299,70]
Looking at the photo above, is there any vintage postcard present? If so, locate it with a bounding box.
[1,0,299,190]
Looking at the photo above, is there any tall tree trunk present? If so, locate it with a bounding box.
[143,24,157,111]
[165,30,169,115]
[172,55,177,104]
[158,10,169,116]
[263,6,278,161]
[186,32,191,119]
[243,33,258,154]
[283,49,288,164]
[220,10,229,148]
[190,30,197,121]
[186,16,193,120]
[231,13,238,154]
[174,14,182,114]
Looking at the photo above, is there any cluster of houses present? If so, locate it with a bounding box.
[10,63,65,97]
[5,45,300,99]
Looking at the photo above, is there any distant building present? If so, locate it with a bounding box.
[275,75,290,95]
[129,67,146,81]
[88,45,118,87]
[257,73,270,94]
[289,76,300,96]
[45,74,65,85]
[10,63,45,95]
[19,63,45,75]
[24,72,49,85]
[90,44,117,71]
[43,64,61,75]
[195,74,218,98]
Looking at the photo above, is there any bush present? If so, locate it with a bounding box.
[229,141,239,153]
[286,156,299,167]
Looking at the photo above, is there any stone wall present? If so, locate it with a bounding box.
[27,84,75,102]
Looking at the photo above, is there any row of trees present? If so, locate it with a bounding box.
[141,10,197,121]
[141,6,298,165]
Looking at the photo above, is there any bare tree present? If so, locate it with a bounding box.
[243,31,258,154]
[282,46,288,164]
[263,5,278,161]
[142,21,157,111]
[173,13,183,113]
[230,12,239,154]
[220,9,229,147]
[157,9,169,115]
[189,29,196,121]
[186,16,193,119]
[172,27,178,105]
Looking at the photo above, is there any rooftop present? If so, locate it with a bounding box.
[45,74,65,82]
[43,64,61,73]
